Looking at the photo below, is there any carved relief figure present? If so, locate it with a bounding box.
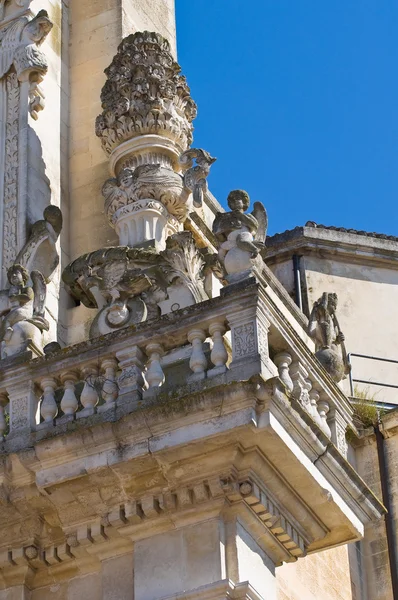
[180,148,216,208]
[103,164,191,224]
[0,10,52,81]
[0,264,49,358]
[16,205,63,278]
[212,190,268,281]
[308,292,350,382]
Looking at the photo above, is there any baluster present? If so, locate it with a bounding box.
[304,379,314,415]
[78,366,99,417]
[208,322,228,377]
[145,343,165,388]
[188,329,207,381]
[40,377,58,424]
[274,352,293,393]
[0,392,8,439]
[100,358,119,410]
[290,360,311,413]
[309,389,323,428]
[317,399,331,437]
[60,372,78,417]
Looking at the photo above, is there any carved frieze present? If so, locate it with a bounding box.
[3,70,19,269]
[102,164,189,224]
[0,9,53,286]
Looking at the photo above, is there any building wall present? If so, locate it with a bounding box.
[354,417,398,600]
[268,252,398,404]
[276,546,353,600]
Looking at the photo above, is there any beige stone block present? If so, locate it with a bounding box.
[67,573,102,600]
[31,583,68,600]
[134,520,224,600]
[102,553,133,600]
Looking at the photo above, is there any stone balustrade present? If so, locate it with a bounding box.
[0,279,353,457]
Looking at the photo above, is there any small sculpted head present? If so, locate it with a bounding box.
[227,190,250,213]
[8,264,29,287]
[25,10,53,45]
[327,292,338,313]
[117,168,134,190]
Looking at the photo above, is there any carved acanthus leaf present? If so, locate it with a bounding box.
[160,232,207,303]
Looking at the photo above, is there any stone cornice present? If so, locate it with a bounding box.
[265,225,398,269]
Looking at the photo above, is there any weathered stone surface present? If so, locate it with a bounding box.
[308,292,350,382]
[213,190,267,283]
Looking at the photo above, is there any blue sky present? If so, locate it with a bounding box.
[175,1,398,236]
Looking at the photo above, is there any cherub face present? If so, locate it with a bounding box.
[9,268,24,286]
[118,169,134,190]
[227,190,250,213]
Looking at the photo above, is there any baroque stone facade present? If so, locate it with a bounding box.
[0,2,395,600]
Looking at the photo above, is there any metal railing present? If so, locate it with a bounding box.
[347,352,398,403]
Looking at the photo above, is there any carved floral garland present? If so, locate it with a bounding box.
[3,70,19,269]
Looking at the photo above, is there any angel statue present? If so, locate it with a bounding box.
[0,264,49,359]
[308,292,351,383]
[212,190,268,282]
[180,148,216,208]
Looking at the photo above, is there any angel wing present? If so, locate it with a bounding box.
[31,270,47,319]
[99,260,127,291]
[252,202,268,244]
[0,17,26,78]
[102,177,125,212]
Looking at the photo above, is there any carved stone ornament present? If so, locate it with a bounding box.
[95,30,197,160]
[212,189,268,283]
[0,9,52,78]
[0,263,49,358]
[0,206,61,358]
[103,166,184,220]
[102,146,215,250]
[0,1,30,23]
[307,292,351,383]
[62,232,208,337]
[15,205,63,278]
[180,148,216,208]
[0,9,52,124]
